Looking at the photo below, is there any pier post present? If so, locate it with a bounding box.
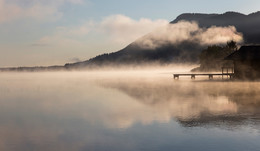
[173,75,179,80]
[191,75,195,79]
[222,67,224,79]
[209,75,213,80]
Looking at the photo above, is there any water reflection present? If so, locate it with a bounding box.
[100,77,260,130]
[0,71,259,151]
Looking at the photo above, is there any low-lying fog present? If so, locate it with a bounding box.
[0,66,259,151]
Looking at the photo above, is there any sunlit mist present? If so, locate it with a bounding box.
[0,69,259,150]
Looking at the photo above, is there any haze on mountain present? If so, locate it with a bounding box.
[2,11,260,71]
[64,11,260,69]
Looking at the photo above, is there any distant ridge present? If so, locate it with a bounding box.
[64,11,260,69]
[1,11,260,71]
[171,11,260,43]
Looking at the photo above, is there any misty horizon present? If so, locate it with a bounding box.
[1,1,260,151]
[0,9,260,67]
[0,70,260,150]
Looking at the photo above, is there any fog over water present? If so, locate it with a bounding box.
[0,67,259,151]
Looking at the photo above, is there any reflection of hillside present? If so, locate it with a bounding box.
[178,113,260,130]
[225,90,260,114]
[100,79,260,129]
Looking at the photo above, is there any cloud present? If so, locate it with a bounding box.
[44,14,169,45]
[33,33,83,48]
[32,24,92,47]
[135,21,244,49]
[49,17,242,50]
[33,15,243,59]
[33,15,170,49]
[98,14,169,44]
[0,0,85,23]
[198,26,243,45]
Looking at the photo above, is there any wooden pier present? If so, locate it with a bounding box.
[173,73,234,80]
[173,67,234,80]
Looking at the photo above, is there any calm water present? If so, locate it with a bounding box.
[0,70,259,151]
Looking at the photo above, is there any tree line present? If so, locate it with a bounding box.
[192,40,237,72]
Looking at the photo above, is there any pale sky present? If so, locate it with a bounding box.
[0,0,259,67]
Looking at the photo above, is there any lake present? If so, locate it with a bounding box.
[0,68,259,151]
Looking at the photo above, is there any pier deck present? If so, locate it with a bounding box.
[173,73,234,80]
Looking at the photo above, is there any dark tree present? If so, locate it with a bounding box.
[194,41,238,71]
[226,40,238,51]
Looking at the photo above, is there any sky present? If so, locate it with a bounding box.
[0,0,260,67]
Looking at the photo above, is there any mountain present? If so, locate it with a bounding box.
[2,11,260,71]
[64,11,260,69]
[172,11,260,43]
[64,41,202,69]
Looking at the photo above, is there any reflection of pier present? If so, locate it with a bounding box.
[173,67,234,80]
